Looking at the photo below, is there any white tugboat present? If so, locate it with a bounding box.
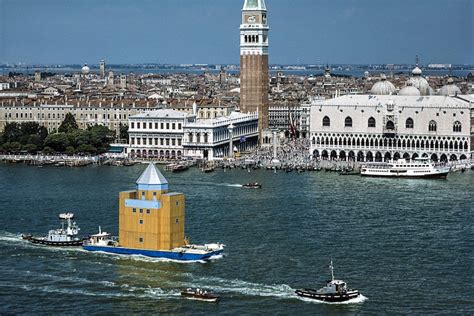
[295,261,360,302]
[22,213,85,247]
[361,157,450,178]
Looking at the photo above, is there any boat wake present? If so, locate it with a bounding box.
[296,293,368,305]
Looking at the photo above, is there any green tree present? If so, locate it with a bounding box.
[44,133,71,152]
[58,112,78,133]
[21,143,38,153]
[42,146,54,154]
[1,122,22,143]
[65,146,76,156]
[119,123,129,141]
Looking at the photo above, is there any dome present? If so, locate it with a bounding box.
[81,64,90,75]
[438,78,461,96]
[412,66,422,76]
[398,84,421,96]
[370,74,396,95]
[408,65,431,95]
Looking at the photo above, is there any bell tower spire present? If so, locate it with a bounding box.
[240,0,269,141]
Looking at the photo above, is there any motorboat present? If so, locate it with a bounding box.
[242,182,262,189]
[22,213,85,247]
[181,288,220,302]
[295,261,360,302]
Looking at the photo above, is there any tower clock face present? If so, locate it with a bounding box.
[247,15,256,23]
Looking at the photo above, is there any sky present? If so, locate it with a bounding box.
[0,0,472,65]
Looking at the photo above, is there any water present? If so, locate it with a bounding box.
[0,164,472,314]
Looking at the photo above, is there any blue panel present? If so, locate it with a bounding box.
[125,199,161,209]
[137,184,168,191]
[83,245,224,261]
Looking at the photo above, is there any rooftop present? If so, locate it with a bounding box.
[310,94,471,108]
[243,0,266,11]
[136,163,168,186]
[130,108,195,119]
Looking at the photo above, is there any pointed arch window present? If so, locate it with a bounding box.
[368,117,376,128]
[322,116,330,127]
[453,121,462,132]
[406,117,414,129]
[428,120,437,132]
[344,116,353,127]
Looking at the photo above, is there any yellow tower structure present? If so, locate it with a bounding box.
[118,163,185,251]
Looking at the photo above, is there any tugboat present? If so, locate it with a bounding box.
[181,288,220,302]
[22,213,85,247]
[295,261,360,302]
[242,182,262,189]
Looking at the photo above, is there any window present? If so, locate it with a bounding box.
[322,116,330,127]
[172,123,176,130]
[139,220,143,224]
[386,121,395,130]
[155,123,158,129]
[368,117,376,128]
[149,122,152,129]
[176,201,179,206]
[160,122,164,129]
[175,218,179,224]
[153,192,157,196]
[166,123,170,129]
[428,120,437,132]
[132,208,136,213]
[146,209,150,214]
[139,237,143,243]
[139,208,143,213]
[406,118,414,129]
[178,123,182,130]
[137,122,141,129]
[453,121,462,132]
[344,116,352,127]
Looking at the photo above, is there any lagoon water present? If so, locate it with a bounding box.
[0,164,472,314]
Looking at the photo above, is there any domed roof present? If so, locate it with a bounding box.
[81,64,90,75]
[370,74,396,95]
[412,66,422,76]
[438,78,461,96]
[408,69,432,96]
[398,84,421,96]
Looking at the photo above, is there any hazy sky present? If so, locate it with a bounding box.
[0,0,472,65]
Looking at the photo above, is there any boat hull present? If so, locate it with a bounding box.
[295,289,360,302]
[82,245,223,261]
[360,171,449,179]
[22,235,84,247]
[181,292,220,302]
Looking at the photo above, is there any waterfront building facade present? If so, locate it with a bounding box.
[183,111,259,159]
[119,163,185,250]
[127,109,195,159]
[240,0,269,137]
[309,95,472,162]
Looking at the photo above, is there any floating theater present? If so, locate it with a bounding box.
[83,163,224,261]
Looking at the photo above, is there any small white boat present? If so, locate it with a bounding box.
[181,288,220,302]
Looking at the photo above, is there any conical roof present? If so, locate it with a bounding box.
[136,163,168,186]
[243,0,266,10]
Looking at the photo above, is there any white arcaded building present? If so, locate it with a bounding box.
[127,109,259,160]
[309,94,472,162]
[183,111,258,159]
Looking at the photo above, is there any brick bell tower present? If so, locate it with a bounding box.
[240,0,269,140]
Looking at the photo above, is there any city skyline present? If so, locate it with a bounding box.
[0,0,472,65]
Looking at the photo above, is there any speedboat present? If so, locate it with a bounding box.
[181,288,220,302]
[295,261,360,302]
[242,182,262,189]
[22,213,85,247]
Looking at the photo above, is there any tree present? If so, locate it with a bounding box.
[1,122,22,143]
[65,146,76,156]
[44,133,71,152]
[22,143,38,153]
[58,112,78,133]
[119,123,129,141]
